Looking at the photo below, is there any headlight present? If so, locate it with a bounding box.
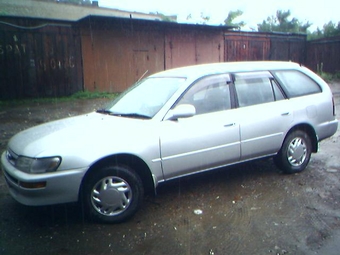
[15,156,61,174]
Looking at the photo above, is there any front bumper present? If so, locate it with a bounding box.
[1,151,87,206]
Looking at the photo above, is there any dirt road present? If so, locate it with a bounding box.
[0,83,339,255]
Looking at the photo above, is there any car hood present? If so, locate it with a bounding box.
[8,112,157,160]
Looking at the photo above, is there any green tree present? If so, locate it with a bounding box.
[200,12,210,24]
[258,10,311,33]
[224,10,245,28]
[185,12,210,25]
[323,21,340,37]
[308,21,340,40]
[150,12,177,22]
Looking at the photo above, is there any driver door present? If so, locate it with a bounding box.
[159,74,241,180]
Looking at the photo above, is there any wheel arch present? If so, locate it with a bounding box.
[286,123,318,152]
[80,154,156,198]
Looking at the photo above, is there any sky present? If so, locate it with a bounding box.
[98,0,339,32]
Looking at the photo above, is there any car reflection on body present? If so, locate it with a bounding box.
[1,61,338,223]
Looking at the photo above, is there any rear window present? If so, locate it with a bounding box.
[272,70,321,98]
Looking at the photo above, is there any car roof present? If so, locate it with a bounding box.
[150,61,302,80]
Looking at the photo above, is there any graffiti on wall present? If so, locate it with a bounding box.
[0,31,82,99]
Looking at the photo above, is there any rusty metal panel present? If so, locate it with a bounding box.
[80,19,226,93]
[0,19,83,99]
[288,40,305,63]
[0,29,25,99]
[224,32,305,63]
[225,40,249,61]
[165,28,196,69]
[269,35,305,63]
[195,30,224,64]
[249,39,270,60]
[269,39,289,60]
[224,32,270,61]
[165,27,223,70]
[81,19,225,93]
[80,18,165,93]
[306,36,340,73]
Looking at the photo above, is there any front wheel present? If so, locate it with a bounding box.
[82,165,144,223]
[274,130,312,174]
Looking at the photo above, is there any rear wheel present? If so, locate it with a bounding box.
[82,165,144,223]
[274,130,312,174]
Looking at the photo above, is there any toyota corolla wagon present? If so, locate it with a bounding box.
[1,61,338,223]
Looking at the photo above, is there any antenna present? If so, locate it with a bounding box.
[138,70,149,82]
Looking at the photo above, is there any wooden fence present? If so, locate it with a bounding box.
[306,35,340,73]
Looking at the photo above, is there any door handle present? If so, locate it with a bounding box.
[281,112,290,116]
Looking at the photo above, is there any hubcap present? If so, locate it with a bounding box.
[91,176,132,216]
[287,137,307,166]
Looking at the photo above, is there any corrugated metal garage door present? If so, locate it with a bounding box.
[80,18,165,92]
[225,33,270,61]
[224,31,306,63]
[165,28,224,69]
[0,21,83,99]
[270,36,305,62]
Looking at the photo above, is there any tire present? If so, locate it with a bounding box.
[274,130,312,174]
[82,165,144,223]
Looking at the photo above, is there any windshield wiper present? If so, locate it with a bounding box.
[118,113,151,119]
[96,109,115,115]
[96,109,151,119]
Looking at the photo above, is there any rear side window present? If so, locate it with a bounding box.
[272,70,321,98]
[234,72,284,107]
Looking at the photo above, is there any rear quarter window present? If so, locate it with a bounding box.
[272,70,321,98]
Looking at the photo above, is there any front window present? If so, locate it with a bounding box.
[176,74,232,115]
[102,77,186,119]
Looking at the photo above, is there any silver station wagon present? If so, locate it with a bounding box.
[1,61,338,223]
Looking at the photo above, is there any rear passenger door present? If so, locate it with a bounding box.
[233,71,293,160]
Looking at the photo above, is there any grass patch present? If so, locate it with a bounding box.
[319,72,334,82]
[317,63,340,82]
[0,91,119,109]
[68,90,119,100]
[319,72,340,83]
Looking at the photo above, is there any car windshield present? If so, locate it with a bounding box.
[101,77,186,119]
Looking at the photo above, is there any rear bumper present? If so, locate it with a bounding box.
[317,119,338,142]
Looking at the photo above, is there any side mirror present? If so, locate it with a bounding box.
[164,104,196,121]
